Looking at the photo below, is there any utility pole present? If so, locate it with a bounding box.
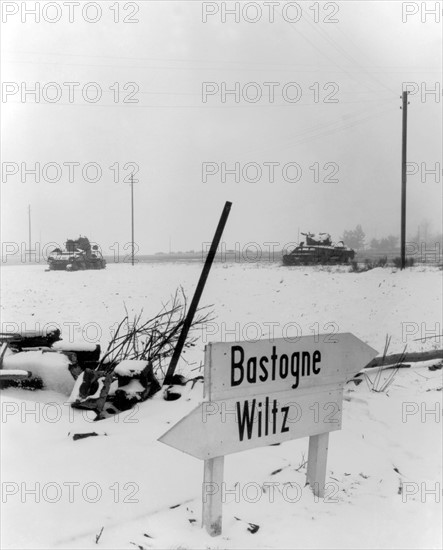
[28,204,32,263]
[400,91,410,270]
[131,173,135,266]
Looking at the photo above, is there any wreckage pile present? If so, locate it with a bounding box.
[0,289,212,419]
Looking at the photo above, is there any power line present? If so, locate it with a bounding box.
[242,102,397,156]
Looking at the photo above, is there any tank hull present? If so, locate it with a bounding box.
[283,245,355,265]
[47,237,106,271]
[48,256,106,271]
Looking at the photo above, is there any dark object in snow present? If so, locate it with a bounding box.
[0,355,33,390]
[190,375,204,389]
[234,516,260,534]
[0,375,44,390]
[113,361,161,411]
[95,526,104,544]
[47,236,106,271]
[0,341,9,366]
[72,432,100,441]
[163,386,183,401]
[365,349,443,369]
[0,369,32,381]
[0,328,61,350]
[54,343,101,370]
[71,369,113,414]
[169,374,188,386]
[283,232,355,266]
[428,362,443,371]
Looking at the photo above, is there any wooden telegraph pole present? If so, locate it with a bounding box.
[400,91,410,270]
[131,173,135,266]
[28,204,32,263]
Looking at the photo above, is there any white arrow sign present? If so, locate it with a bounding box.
[159,333,378,536]
[205,333,376,401]
[159,385,344,460]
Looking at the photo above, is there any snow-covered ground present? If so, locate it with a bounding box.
[1,262,441,360]
[1,262,442,549]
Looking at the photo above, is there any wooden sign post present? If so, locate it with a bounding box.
[159,333,377,536]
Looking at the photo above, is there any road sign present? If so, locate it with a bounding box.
[159,333,378,536]
[159,385,344,460]
[205,333,375,401]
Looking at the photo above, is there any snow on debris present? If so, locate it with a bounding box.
[51,341,98,352]
[117,379,146,397]
[114,359,150,377]
[2,350,75,395]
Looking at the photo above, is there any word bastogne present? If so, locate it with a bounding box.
[230,344,322,389]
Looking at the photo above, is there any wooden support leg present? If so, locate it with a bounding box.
[306,432,329,498]
[202,456,224,536]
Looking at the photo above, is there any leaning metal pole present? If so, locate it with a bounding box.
[164,201,232,385]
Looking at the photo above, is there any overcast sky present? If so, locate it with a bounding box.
[1,1,442,255]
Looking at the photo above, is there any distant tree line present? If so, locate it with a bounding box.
[341,225,365,249]
[342,221,442,252]
[369,235,398,251]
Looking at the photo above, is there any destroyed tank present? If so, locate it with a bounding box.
[47,236,106,271]
[282,232,355,266]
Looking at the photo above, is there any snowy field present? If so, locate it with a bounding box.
[1,262,442,549]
